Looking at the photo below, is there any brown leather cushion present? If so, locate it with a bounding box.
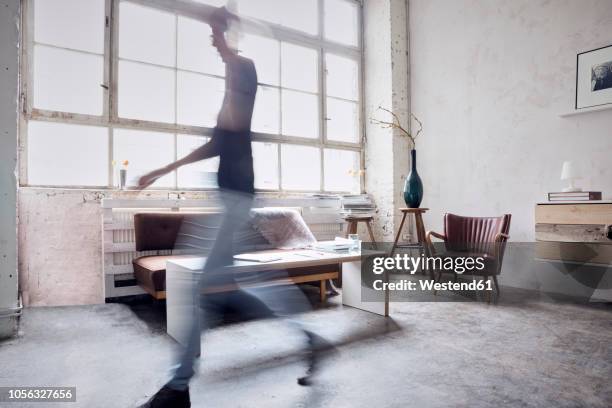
[133,255,196,292]
[133,255,340,293]
[134,213,185,251]
[444,213,511,254]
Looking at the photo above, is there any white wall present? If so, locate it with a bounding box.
[409,0,612,241]
[0,0,20,338]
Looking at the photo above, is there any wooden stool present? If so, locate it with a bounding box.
[343,215,377,249]
[390,209,431,276]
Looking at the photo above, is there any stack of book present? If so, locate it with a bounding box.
[548,191,602,202]
[340,194,376,216]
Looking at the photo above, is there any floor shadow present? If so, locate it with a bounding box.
[109,284,342,334]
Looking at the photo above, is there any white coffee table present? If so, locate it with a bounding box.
[166,249,389,347]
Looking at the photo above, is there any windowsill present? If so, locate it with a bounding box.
[18,186,361,199]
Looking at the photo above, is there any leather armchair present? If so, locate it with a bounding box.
[425,213,511,300]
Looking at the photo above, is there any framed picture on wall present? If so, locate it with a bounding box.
[576,44,612,109]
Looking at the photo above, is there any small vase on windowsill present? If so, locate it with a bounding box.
[119,169,127,190]
[117,160,129,190]
[403,149,423,208]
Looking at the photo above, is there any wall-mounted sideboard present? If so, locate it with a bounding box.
[535,201,612,301]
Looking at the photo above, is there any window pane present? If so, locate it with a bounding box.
[28,121,108,186]
[326,98,359,143]
[324,149,360,193]
[281,43,318,92]
[34,0,105,54]
[237,0,282,25]
[113,129,175,188]
[278,0,318,35]
[177,71,225,127]
[118,60,175,123]
[33,45,104,115]
[177,16,225,77]
[324,0,358,47]
[240,34,279,86]
[281,145,320,190]
[326,53,359,101]
[281,90,318,139]
[119,2,176,67]
[252,142,279,190]
[238,0,317,34]
[177,135,219,188]
[252,86,280,134]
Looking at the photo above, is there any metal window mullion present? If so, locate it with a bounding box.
[104,0,113,191]
[319,146,324,192]
[325,93,359,104]
[318,0,324,40]
[173,132,178,190]
[19,0,35,186]
[108,127,114,187]
[103,0,112,122]
[357,0,365,194]
[26,113,360,145]
[32,42,105,58]
[277,142,282,191]
[176,66,224,81]
[173,13,178,190]
[23,0,34,116]
[113,117,214,135]
[29,109,109,126]
[319,48,327,143]
[318,0,326,193]
[277,36,283,191]
[109,0,120,123]
[266,84,319,97]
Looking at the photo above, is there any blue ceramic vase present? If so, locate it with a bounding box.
[403,149,423,208]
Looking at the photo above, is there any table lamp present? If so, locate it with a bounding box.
[560,161,581,192]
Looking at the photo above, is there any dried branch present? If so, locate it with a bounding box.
[370,106,423,149]
[410,113,423,140]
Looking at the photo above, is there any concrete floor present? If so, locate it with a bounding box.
[1,288,611,408]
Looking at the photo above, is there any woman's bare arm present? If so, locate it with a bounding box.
[137,138,220,189]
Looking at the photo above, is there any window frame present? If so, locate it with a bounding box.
[19,0,364,194]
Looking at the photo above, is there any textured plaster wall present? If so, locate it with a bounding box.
[409,0,612,241]
[18,189,106,306]
[364,0,411,242]
[0,0,20,338]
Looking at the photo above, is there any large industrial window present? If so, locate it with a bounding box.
[21,0,363,193]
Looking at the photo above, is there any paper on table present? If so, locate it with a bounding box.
[233,253,282,263]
